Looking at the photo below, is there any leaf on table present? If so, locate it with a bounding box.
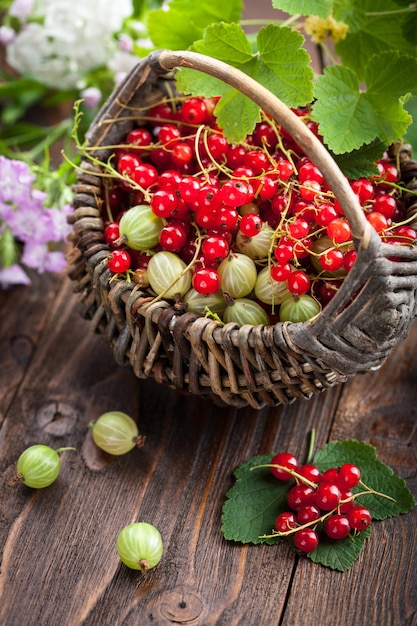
[147,0,243,50]
[221,454,290,544]
[311,51,417,153]
[308,527,372,571]
[272,0,333,18]
[313,440,417,520]
[176,24,314,142]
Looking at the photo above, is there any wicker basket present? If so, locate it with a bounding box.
[67,50,417,409]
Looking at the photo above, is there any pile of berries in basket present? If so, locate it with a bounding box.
[100,95,416,325]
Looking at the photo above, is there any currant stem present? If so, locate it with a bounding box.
[358,481,397,503]
[306,429,316,465]
[250,463,319,489]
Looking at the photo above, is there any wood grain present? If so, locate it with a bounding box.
[0,275,416,626]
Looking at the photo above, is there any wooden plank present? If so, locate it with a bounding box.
[0,276,416,625]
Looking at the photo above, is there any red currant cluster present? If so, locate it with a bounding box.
[101,95,416,324]
[269,452,372,553]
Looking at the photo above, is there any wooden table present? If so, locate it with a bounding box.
[0,269,416,626]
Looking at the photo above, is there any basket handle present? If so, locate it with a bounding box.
[148,49,373,248]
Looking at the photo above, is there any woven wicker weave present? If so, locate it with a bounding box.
[67,50,417,409]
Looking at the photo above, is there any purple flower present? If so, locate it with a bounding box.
[9,0,35,22]
[0,264,30,289]
[0,156,74,288]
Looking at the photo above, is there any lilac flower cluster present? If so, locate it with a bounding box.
[0,156,73,289]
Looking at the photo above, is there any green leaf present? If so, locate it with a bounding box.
[334,0,417,80]
[193,22,252,64]
[255,25,314,107]
[147,0,243,50]
[221,454,289,544]
[311,52,417,153]
[0,228,19,269]
[272,0,333,18]
[176,24,314,142]
[308,527,372,571]
[331,139,386,179]
[313,440,416,520]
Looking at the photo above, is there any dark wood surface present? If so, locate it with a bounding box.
[0,268,416,626]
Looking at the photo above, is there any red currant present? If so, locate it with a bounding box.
[315,482,342,511]
[275,511,297,533]
[287,484,316,510]
[107,249,131,273]
[324,514,351,539]
[347,505,372,531]
[270,452,298,480]
[192,267,221,294]
[297,504,321,525]
[337,463,361,489]
[293,528,319,553]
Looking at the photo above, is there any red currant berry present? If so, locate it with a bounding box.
[133,163,158,189]
[324,514,351,539]
[192,267,221,294]
[171,142,194,166]
[239,213,263,237]
[157,123,181,146]
[293,528,319,553]
[297,504,321,525]
[315,482,342,511]
[107,249,131,273]
[287,484,316,511]
[159,223,188,252]
[351,178,375,203]
[319,248,344,272]
[201,236,229,264]
[180,97,208,125]
[270,452,298,480]
[339,491,355,514]
[337,463,361,490]
[298,161,324,185]
[276,159,295,180]
[206,133,229,161]
[150,189,178,218]
[347,505,372,531]
[125,127,152,151]
[104,222,120,246]
[287,270,310,296]
[315,202,339,226]
[270,263,292,282]
[343,249,357,272]
[220,180,251,207]
[327,218,352,243]
[275,511,297,533]
[373,194,397,219]
[366,211,388,233]
[296,464,321,485]
[320,468,339,484]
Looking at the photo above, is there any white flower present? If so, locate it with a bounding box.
[5,0,135,90]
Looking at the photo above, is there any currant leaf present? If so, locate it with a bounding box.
[221,454,289,544]
[311,51,417,153]
[192,22,253,64]
[313,440,416,520]
[334,0,417,80]
[331,139,386,179]
[176,24,314,142]
[272,0,333,18]
[308,527,372,572]
[147,0,243,50]
[255,25,314,107]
